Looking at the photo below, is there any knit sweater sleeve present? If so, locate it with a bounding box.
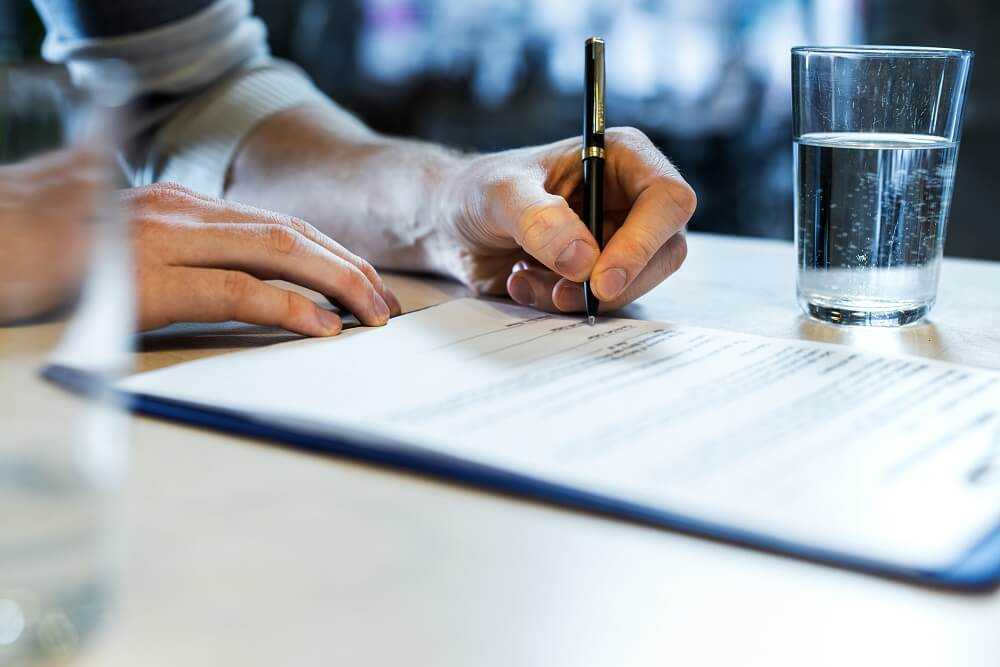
[34,0,333,196]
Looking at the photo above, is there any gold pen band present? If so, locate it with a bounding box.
[581,146,606,160]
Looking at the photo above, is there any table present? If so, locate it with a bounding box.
[20,232,1000,665]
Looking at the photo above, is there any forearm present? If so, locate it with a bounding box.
[224,105,471,278]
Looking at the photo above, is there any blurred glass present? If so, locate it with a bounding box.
[0,64,133,664]
[792,46,973,326]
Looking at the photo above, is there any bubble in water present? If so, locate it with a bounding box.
[794,132,957,325]
[0,599,25,646]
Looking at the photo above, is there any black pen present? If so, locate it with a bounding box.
[582,37,605,326]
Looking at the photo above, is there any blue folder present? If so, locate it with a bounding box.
[45,363,1000,592]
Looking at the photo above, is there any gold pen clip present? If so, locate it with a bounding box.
[590,37,605,134]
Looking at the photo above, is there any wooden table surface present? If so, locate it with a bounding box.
[16,232,1000,666]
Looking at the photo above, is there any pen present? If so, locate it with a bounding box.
[582,37,606,325]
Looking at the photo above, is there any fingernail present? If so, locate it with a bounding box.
[372,292,391,323]
[596,268,628,299]
[553,280,584,312]
[316,309,341,335]
[508,274,536,306]
[384,289,402,316]
[555,239,597,277]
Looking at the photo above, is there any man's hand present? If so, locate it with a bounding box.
[444,127,696,313]
[125,184,400,335]
[0,148,106,323]
[0,152,398,334]
[226,108,696,314]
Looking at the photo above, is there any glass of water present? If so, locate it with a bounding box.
[0,64,132,664]
[792,46,973,326]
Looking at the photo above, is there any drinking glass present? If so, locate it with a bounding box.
[0,64,132,665]
[792,46,973,326]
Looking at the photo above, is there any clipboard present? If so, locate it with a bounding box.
[44,360,1000,592]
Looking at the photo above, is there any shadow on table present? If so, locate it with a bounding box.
[137,313,363,353]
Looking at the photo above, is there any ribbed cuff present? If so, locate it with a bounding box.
[135,61,331,197]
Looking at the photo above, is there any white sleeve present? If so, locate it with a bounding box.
[133,62,331,197]
[40,0,334,196]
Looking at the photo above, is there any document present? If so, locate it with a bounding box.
[122,298,1000,570]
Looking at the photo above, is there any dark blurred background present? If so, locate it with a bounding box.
[3,0,998,259]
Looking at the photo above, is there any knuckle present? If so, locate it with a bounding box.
[265,225,299,256]
[356,257,376,277]
[482,172,549,222]
[282,215,310,237]
[222,270,253,306]
[622,229,663,262]
[482,177,521,223]
[343,266,370,294]
[356,258,382,286]
[281,290,311,321]
[671,182,698,218]
[123,185,156,205]
[517,205,561,253]
[483,175,521,206]
[608,126,648,145]
[129,182,190,208]
[157,181,192,194]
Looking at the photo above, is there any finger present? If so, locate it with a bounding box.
[248,218,405,316]
[553,233,687,312]
[139,267,343,337]
[492,177,600,282]
[590,128,696,301]
[266,220,400,317]
[506,265,561,312]
[511,258,539,273]
[381,288,402,316]
[126,184,402,316]
[157,222,391,326]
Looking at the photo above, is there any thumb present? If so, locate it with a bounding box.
[494,177,599,282]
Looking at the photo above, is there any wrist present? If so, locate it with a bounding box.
[421,148,483,280]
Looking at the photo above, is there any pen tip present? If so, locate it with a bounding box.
[587,315,596,326]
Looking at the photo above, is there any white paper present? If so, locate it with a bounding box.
[122,298,1000,568]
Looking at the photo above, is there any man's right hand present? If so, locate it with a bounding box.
[125,183,400,336]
